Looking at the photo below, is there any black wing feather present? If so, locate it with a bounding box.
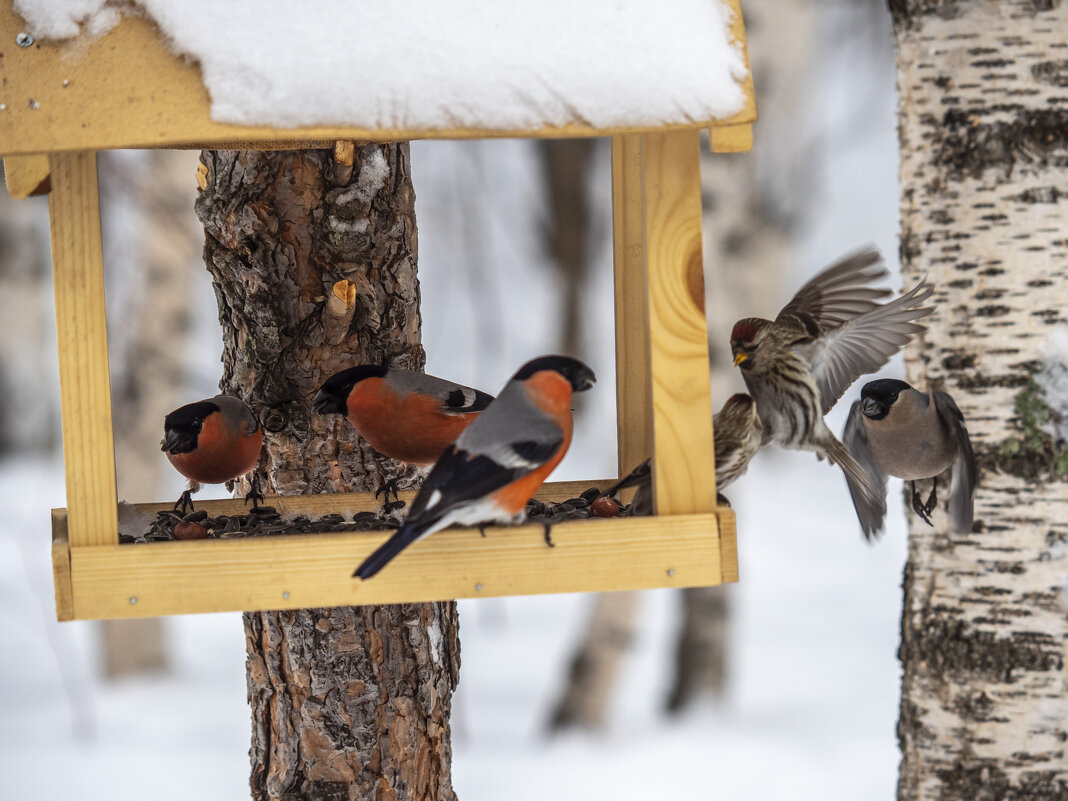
[444,388,495,414]
[933,391,977,534]
[406,445,526,523]
[842,400,889,541]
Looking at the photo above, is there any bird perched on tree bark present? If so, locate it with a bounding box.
[602,393,763,514]
[162,394,263,513]
[729,246,934,530]
[312,365,494,500]
[313,365,494,465]
[843,378,977,539]
[354,355,596,579]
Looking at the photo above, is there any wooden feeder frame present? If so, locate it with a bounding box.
[1,1,756,622]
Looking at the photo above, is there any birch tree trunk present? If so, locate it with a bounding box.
[195,145,460,801]
[891,2,1068,799]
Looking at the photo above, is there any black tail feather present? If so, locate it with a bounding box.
[354,524,424,580]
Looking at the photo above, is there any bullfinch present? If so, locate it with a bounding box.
[353,355,596,579]
[162,394,263,513]
[312,365,494,466]
[843,378,977,539]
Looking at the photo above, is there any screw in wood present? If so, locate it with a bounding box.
[667,569,675,577]
[129,597,138,605]
[475,583,483,592]
[15,32,33,47]
[283,591,290,599]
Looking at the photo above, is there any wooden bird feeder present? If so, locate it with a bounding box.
[0,1,756,621]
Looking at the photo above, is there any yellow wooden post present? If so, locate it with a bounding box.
[611,134,652,485]
[48,151,118,549]
[641,129,719,515]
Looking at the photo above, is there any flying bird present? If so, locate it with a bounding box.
[353,355,596,580]
[162,394,263,513]
[602,393,763,514]
[843,378,977,539]
[729,246,934,529]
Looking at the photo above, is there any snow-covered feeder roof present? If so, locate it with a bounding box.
[0,0,755,155]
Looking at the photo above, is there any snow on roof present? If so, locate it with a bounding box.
[15,0,748,132]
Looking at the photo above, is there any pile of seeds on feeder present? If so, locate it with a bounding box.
[125,486,639,544]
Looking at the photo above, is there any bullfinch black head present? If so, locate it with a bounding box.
[860,378,910,420]
[312,364,389,415]
[513,355,596,392]
[162,399,221,455]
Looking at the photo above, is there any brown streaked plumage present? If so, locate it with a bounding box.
[843,378,977,540]
[729,246,934,533]
[602,393,763,514]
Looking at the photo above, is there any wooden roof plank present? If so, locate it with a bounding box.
[0,1,755,156]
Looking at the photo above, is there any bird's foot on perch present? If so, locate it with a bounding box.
[910,483,934,527]
[542,521,555,548]
[244,481,264,509]
[922,479,939,518]
[173,490,196,516]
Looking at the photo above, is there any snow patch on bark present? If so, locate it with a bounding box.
[336,149,389,206]
[427,614,444,669]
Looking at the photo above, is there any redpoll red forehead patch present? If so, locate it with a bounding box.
[730,318,762,343]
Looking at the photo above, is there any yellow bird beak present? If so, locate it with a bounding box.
[733,353,748,366]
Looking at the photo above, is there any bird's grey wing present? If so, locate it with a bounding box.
[933,390,977,534]
[213,394,260,433]
[389,371,495,415]
[843,401,889,541]
[776,246,891,329]
[798,279,934,414]
[456,380,563,468]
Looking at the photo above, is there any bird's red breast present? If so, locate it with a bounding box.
[166,410,263,485]
[346,377,480,465]
[488,371,575,516]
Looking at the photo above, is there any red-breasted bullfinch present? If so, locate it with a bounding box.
[729,246,934,533]
[312,365,495,466]
[353,355,596,579]
[161,394,263,513]
[843,379,977,539]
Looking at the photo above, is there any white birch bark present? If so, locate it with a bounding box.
[891,2,1068,798]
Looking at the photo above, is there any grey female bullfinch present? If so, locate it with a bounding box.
[843,378,977,540]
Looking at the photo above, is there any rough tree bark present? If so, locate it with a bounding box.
[195,145,460,801]
[890,2,1068,799]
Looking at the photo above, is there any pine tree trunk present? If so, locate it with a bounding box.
[890,2,1068,799]
[195,145,460,801]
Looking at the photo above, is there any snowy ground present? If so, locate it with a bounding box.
[0,6,909,798]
